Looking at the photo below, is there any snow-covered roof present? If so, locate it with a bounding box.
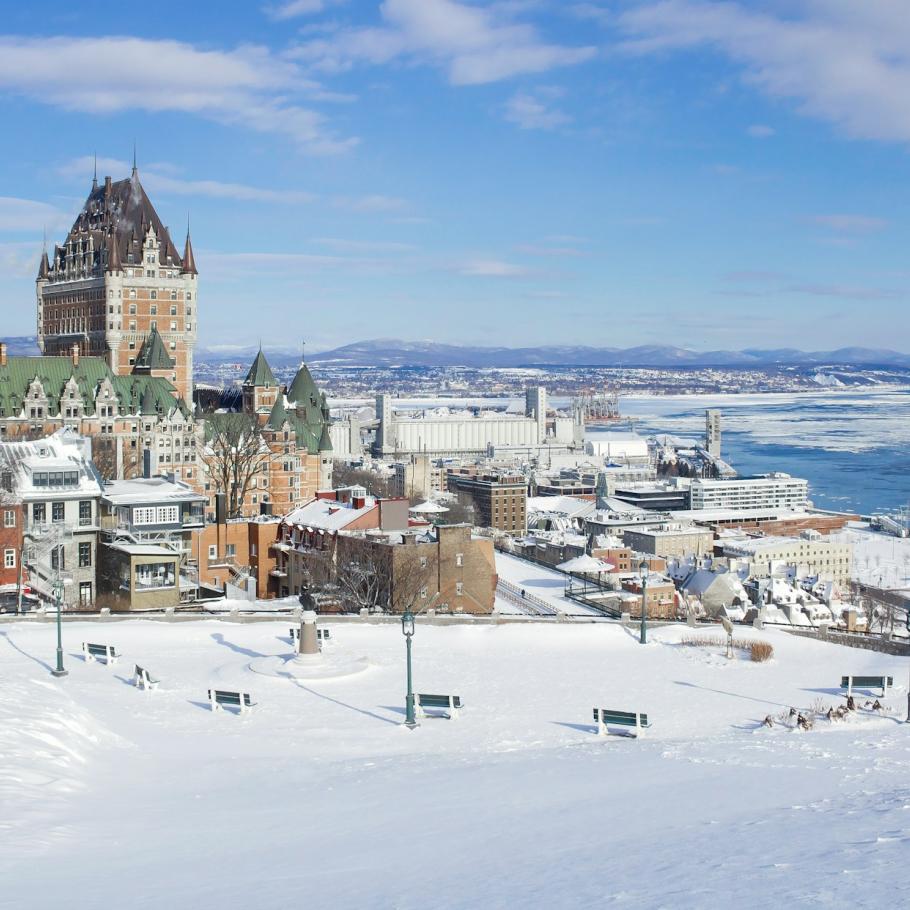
[102,476,206,507]
[284,496,377,531]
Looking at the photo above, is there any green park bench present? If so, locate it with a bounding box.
[82,642,119,665]
[840,675,893,697]
[133,664,159,690]
[416,693,462,719]
[593,707,650,737]
[208,688,256,714]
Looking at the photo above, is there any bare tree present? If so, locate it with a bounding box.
[389,544,437,614]
[202,413,272,517]
[333,541,391,612]
[332,462,392,498]
[91,437,119,481]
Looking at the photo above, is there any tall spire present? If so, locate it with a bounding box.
[132,142,138,177]
[181,223,198,275]
[92,153,98,190]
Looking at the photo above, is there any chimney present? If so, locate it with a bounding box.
[0,343,7,367]
[71,344,80,367]
[142,448,152,479]
[353,495,366,509]
[104,175,112,193]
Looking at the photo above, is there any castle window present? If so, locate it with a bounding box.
[129,304,136,314]
[150,321,157,330]
[170,305,177,315]
[150,302,157,312]
[170,292,177,302]
[128,342,135,351]
[186,293,192,301]
[129,289,136,299]
[170,322,177,332]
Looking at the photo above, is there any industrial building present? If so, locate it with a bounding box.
[372,386,583,458]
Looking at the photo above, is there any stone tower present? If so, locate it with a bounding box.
[36,164,198,404]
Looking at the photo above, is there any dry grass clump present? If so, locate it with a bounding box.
[679,633,773,662]
[749,641,773,662]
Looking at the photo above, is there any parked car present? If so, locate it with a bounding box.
[0,590,39,614]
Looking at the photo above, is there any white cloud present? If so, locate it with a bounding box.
[747,123,775,138]
[332,194,409,213]
[0,36,356,154]
[806,213,888,233]
[292,0,596,85]
[0,240,42,277]
[0,197,70,232]
[504,91,570,129]
[59,156,318,204]
[311,237,416,252]
[264,0,344,20]
[458,258,531,277]
[617,1,910,146]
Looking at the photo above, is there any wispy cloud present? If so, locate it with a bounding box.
[332,194,410,213]
[0,240,42,277]
[458,258,532,277]
[0,36,356,154]
[291,0,596,85]
[617,1,910,146]
[504,90,570,130]
[0,197,71,233]
[60,156,317,204]
[263,0,346,20]
[747,123,775,138]
[311,237,416,253]
[805,213,888,233]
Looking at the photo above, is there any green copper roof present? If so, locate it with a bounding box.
[0,354,179,419]
[265,396,288,431]
[134,327,175,370]
[287,362,320,408]
[244,349,276,387]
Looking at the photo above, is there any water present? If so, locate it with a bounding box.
[589,388,910,516]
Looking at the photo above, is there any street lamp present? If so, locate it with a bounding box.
[639,559,648,645]
[401,608,417,728]
[51,574,71,678]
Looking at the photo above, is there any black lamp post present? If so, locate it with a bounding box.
[401,609,417,728]
[639,559,648,645]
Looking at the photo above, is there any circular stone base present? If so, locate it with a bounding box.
[248,653,371,681]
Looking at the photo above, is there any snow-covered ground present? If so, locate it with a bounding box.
[3,618,910,908]
[835,524,910,590]
[495,551,606,617]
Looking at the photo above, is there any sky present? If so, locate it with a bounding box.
[1,0,910,353]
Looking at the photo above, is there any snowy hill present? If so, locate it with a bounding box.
[1,619,908,908]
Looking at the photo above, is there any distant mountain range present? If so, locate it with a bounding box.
[295,339,910,369]
[3,335,909,369]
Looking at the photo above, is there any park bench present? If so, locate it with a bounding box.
[82,642,119,665]
[840,675,893,697]
[208,688,256,714]
[133,665,159,690]
[593,707,650,737]
[416,693,462,719]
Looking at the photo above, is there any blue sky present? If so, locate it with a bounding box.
[1,0,909,352]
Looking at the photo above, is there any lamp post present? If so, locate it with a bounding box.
[51,574,69,678]
[639,559,648,645]
[401,608,417,728]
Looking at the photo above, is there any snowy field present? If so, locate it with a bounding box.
[2,618,910,909]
